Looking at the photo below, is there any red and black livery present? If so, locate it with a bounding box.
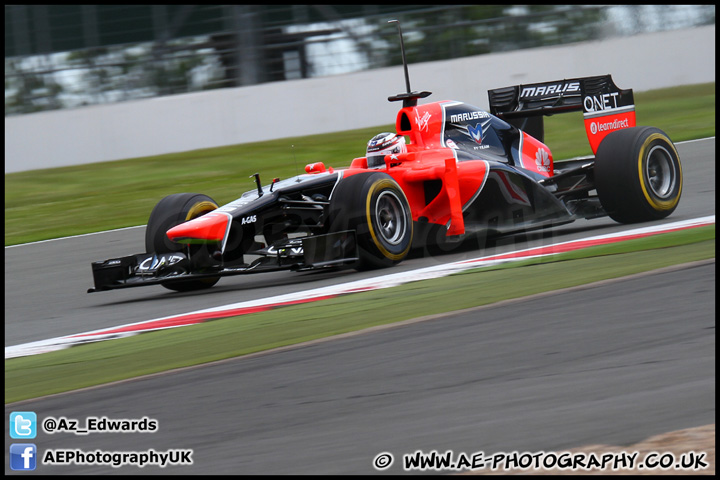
[89,25,682,293]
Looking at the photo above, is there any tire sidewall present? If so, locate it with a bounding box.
[364,177,413,261]
[328,172,413,269]
[144,193,220,291]
[635,132,682,213]
[594,126,682,223]
[145,193,218,253]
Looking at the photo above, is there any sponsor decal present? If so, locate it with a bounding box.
[535,148,551,172]
[241,215,257,225]
[583,92,621,113]
[266,246,304,256]
[449,111,490,123]
[467,123,483,144]
[520,81,580,99]
[415,110,431,132]
[137,254,185,273]
[589,118,630,135]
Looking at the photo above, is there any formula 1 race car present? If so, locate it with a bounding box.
[88,26,682,293]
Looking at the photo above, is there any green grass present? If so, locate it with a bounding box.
[539,82,715,161]
[4,82,716,403]
[5,225,715,404]
[4,82,715,246]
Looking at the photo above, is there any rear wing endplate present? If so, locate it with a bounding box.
[488,75,635,154]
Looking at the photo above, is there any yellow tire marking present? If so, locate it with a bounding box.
[637,133,682,211]
[185,201,218,221]
[366,179,412,261]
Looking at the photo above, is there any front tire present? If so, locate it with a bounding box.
[328,172,413,270]
[145,193,221,291]
[594,126,682,223]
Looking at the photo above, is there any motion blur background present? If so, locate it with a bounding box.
[5,4,715,116]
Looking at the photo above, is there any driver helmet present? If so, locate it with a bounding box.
[366,132,406,168]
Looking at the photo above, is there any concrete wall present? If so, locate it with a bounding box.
[5,25,715,173]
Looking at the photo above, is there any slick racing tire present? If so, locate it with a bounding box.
[328,172,413,270]
[145,193,221,292]
[594,126,682,223]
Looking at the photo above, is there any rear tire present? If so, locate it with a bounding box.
[594,126,682,223]
[145,193,221,291]
[327,172,413,270]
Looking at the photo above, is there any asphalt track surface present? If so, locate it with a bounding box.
[4,138,715,474]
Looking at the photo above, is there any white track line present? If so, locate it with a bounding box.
[5,215,714,359]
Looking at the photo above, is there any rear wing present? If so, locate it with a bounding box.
[488,75,635,154]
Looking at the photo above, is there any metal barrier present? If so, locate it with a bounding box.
[5,5,714,116]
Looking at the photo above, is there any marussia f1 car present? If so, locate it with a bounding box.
[88,23,682,293]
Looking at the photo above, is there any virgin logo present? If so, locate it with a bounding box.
[415,110,431,132]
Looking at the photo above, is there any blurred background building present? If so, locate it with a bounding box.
[5,4,715,116]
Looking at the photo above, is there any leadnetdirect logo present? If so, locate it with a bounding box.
[589,118,630,135]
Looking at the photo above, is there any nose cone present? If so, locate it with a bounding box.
[166,212,231,244]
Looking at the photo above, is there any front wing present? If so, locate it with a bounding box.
[88,230,358,292]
